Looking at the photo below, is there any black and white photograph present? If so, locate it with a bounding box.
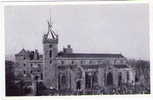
[4,4,150,96]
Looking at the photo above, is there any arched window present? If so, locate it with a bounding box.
[107,72,113,86]
[41,73,43,80]
[93,72,98,84]
[127,71,129,81]
[49,50,52,58]
[118,72,122,86]
[61,75,66,86]
[85,72,91,89]
[50,60,52,64]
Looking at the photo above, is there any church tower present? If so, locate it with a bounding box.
[43,18,58,89]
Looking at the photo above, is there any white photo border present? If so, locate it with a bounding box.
[0,1,152,100]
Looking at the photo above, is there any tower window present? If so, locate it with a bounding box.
[31,64,33,67]
[50,60,52,64]
[49,44,52,48]
[41,73,43,80]
[24,63,26,67]
[49,50,52,58]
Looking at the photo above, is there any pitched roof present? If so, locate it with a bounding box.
[15,48,27,56]
[114,65,128,68]
[58,52,124,58]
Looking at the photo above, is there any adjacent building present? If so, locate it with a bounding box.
[15,20,135,92]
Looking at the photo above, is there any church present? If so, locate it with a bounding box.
[15,19,135,93]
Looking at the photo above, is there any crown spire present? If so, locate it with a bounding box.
[47,16,58,40]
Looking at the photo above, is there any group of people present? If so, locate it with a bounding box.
[97,84,150,95]
[47,83,150,95]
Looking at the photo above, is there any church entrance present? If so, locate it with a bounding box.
[107,72,113,86]
[118,72,122,86]
[76,80,81,90]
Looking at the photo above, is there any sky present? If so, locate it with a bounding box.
[5,4,149,60]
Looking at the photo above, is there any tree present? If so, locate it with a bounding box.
[5,60,21,96]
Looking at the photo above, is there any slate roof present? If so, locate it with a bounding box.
[114,65,128,68]
[15,48,27,56]
[58,52,124,58]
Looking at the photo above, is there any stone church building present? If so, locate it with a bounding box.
[15,20,135,92]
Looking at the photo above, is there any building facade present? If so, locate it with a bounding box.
[15,20,135,92]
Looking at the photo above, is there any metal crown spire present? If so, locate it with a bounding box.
[47,16,58,40]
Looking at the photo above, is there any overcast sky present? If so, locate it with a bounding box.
[5,4,149,60]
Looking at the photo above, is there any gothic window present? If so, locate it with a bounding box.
[24,63,26,67]
[127,71,129,81]
[118,72,122,86]
[23,56,26,60]
[49,50,52,58]
[41,73,43,80]
[61,75,66,86]
[85,73,92,89]
[49,44,52,48]
[93,72,98,84]
[107,72,113,86]
[23,70,26,74]
[50,60,52,64]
